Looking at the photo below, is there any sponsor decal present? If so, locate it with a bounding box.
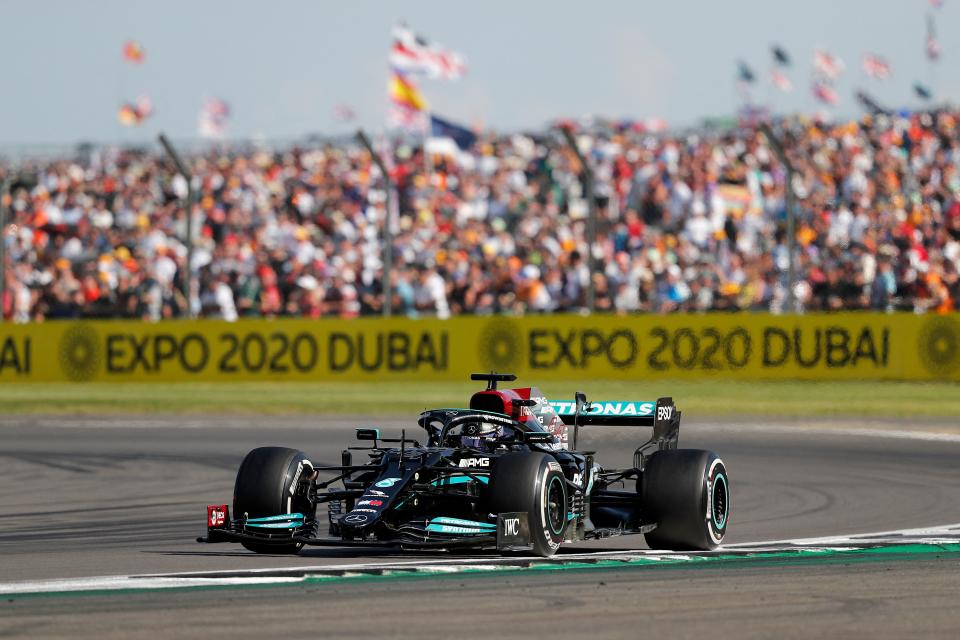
[344,514,368,524]
[550,400,655,417]
[350,508,378,513]
[289,461,305,495]
[58,324,101,381]
[365,489,388,497]
[657,405,673,422]
[548,461,562,472]
[424,518,497,535]
[0,336,31,376]
[457,457,490,468]
[327,330,448,373]
[357,500,383,507]
[918,316,960,376]
[477,318,524,372]
[572,473,583,487]
[429,517,496,528]
[427,524,486,535]
[207,505,228,528]
[244,513,305,529]
[503,517,520,536]
[375,477,401,488]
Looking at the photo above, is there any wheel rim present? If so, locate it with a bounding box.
[546,475,565,536]
[712,473,728,530]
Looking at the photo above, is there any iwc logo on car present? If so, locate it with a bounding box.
[58,324,102,381]
[918,316,960,377]
[478,318,524,372]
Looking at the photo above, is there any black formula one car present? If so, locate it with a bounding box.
[199,373,729,556]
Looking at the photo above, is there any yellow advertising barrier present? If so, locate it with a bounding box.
[0,313,958,383]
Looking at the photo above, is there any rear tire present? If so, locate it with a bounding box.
[640,449,729,550]
[233,446,313,554]
[489,452,567,557]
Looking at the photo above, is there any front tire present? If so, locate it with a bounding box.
[233,446,314,554]
[640,449,729,550]
[488,452,567,557]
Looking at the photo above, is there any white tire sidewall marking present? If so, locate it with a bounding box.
[705,457,727,545]
[540,466,562,550]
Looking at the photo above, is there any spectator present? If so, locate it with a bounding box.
[2,108,959,321]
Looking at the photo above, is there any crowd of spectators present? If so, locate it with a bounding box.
[2,108,959,322]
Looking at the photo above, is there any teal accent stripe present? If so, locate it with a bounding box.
[428,517,496,529]
[430,474,489,486]
[245,513,305,529]
[246,513,304,523]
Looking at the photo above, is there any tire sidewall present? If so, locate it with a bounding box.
[642,449,729,550]
[535,460,567,554]
[488,452,567,557]
[233,447,313,554]
[234,447,313,518]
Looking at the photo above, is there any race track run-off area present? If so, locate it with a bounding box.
[2,415,960,638]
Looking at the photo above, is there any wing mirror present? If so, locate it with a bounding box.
[356,428,381,441]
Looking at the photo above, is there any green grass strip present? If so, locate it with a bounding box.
[1,379,959,418]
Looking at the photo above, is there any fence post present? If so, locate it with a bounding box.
[158,134,196,318]
[759,123,798,314]
[0,172,9,321]
[356,129,393,317]
[559,126,597,313]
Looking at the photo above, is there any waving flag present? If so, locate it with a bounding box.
[389,71,428,111]
[334,104,356,122]
[927,15,941,60]
[390,24,466,80]
[429,115,477,151]
[772,45,791,67]
[388,71,428,133]
[770,68,793,92]
[122,40,145,64]
[198,98,231,138]
[388,104,428,133]
[855,90,888,115]
[813,49,844,80]
[117,96,152,127]
[812,81,839,105]
[862,54,891,79]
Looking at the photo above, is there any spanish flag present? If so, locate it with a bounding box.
[389,71,427,112]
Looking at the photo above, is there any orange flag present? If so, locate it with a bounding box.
[123,40,145,64]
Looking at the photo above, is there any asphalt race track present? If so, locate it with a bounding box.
[2,414,960,638]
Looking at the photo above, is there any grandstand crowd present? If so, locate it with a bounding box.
[2,109,959,321]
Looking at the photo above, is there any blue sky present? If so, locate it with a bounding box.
[0,0,956,145]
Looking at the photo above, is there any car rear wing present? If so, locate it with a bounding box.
[551,396,679,453]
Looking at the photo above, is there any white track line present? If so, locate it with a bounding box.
[2,523,959,596]
[697,424,960,443]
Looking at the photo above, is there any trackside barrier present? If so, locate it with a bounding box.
[0,313,958,382]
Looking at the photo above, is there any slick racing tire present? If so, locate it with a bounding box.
[233,446,314,554]
[640,449,729,551]
[489,452,567,557]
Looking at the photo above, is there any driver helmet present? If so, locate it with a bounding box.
[461,420,503,449]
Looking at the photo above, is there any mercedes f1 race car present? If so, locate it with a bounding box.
[198,373,729,556]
